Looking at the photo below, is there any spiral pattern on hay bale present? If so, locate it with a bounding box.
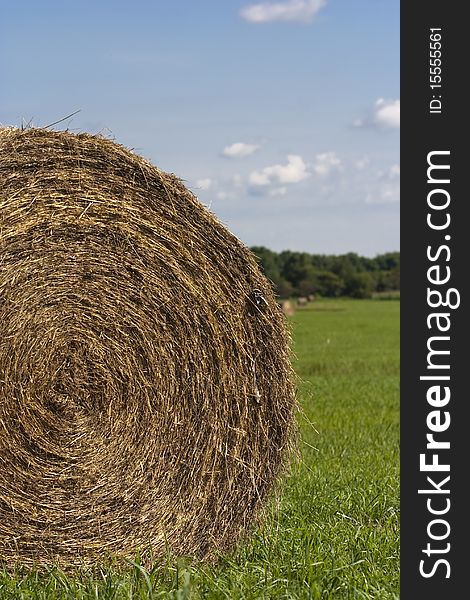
[0,128,296,568]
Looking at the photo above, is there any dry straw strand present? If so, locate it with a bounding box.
[0,128,297,569]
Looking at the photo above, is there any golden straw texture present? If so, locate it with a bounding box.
[0,128,296,569]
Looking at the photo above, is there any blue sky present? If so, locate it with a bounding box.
[1,0,399,256]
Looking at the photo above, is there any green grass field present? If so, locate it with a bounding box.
[0,299,400,599]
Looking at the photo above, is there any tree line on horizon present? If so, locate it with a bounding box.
[250,247,400,299]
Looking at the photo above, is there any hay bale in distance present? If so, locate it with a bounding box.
[0,128,297,569]
[279,300,295,317]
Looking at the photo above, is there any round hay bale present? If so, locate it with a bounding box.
[279,300,295,317]
[0,128,297,569]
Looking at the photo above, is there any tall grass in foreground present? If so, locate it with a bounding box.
[0,299,399,599]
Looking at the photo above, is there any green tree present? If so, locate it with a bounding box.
[250,246,400,298]
[279,251,314,289]
[313,271,345,297]
[251,246,281,285]
[276,277,296,298]
[344,272,375,299]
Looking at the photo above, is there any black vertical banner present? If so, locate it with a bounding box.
[401,4,467,598]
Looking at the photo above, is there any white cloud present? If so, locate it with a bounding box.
[377,163,400,180]
[195,178,213,190]
[240,0,326,24]
[354,98,400,129]
[355,156,370,170]
[249,171,271,186]
[374,99,400,128]
[365,164,400,204]
[366,185,400,205]
[249,154,310,186]
[313,151,341,177]
[223,142,260,158]
[268,186,288,196]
